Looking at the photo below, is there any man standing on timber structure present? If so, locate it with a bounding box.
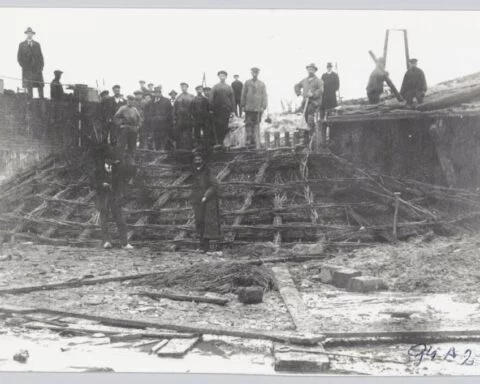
[114,95,141,156]
[168,90,178,105]
[92,144,133,250]
[400,58,427,106]
[191,151,221,253]
[133,90,146,148]
[50,70,64,101]
[294,63,324,131]
[210,70,236,147]
[241,67,268,148]
[320,62,340,118]
[190,85,211,145]
[139,80,149,95]
[366,57,388,104]
[17,27,45,98]
[145,86,173,151]
[104,85,126,144]
[174,82,195,150]
[231,74,243,117]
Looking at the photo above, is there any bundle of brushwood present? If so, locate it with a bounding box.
[132,260,277,294]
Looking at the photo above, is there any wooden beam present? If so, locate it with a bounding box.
[225,157,271,242]
[368,50,403,102]
[138,291,229,306]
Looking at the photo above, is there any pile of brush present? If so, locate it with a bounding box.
[132,260,277,294]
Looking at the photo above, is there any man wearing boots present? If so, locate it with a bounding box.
[210,70,236,147]
[17,27,45,98]
[191,151,221,252]
[190,85,211,145]
[92,144,133,250]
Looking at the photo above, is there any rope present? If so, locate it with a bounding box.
[0,74,79,88]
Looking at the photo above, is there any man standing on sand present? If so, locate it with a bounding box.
[294,63,324,131]
[400,58,427,106]
[231,74,243,117]
[17,27,45,98]
[92,143,133,250]
[209,70,236,147]
[320,62,340,118]
[241,67,268,148]
[191,151,221,253]
[174,82,195,150]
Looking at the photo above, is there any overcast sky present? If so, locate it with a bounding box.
[1,8,479,111]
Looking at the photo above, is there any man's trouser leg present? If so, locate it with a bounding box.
[126,127,137,155]
[37,86,44,99]
[244,111,255,147]
[111,192,127,246]
[97,192,110,244]
[367,90,381,104]
[416,91,425,104]
[214,111,230,146]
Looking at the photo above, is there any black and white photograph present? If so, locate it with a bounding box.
[1,6,480,376]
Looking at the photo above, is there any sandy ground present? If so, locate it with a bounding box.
[1,233,480,375]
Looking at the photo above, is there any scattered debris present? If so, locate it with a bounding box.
[273,343,330,373]
[13,349,29,363]
[139,291,229,306]
[156,337,201,358]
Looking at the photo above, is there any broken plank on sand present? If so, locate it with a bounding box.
[156,337,201,358]
[273,342,330,373]
[139,291,229,306]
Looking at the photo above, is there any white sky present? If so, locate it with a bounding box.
[1,8,479,111]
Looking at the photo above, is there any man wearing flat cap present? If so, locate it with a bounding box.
[168,90,178,106]
[210,70,236,147]
[114,95,141,156]
[294,63,324,132]
[190,85,211,145]
[241,67,268,148]
[231,75,243,117]
[50,70,64,101]
[17,27,45,98]
[174,82,195,150]
[320,63,340,118]
[144,86,174,151]
[103,85,126,144]
[400,58,427,106]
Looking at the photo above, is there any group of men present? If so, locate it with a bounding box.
[367,57,427,105]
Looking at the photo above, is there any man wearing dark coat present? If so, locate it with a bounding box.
[210,71,236,147]
[17,27,45,98]
[320,62,340,118]
[144,86,174,151]
[231,75,243,117]
[400,58,427,105]
[104,85,126,144]
[294,63,324,131]
[50,70,64,101]
[174,83,195,150]
[190,85,211,145]
[191,151,221,252]
[91,143,133,250]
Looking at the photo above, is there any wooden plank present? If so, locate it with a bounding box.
[225,158,271,242]
[151,339,169,353]
[0,270,167,295]
[17,307,324,346]
[273,342,330,373]
[156,337,201,358]
[368,50,403,102]
[139,291,229,306]
[271,265,316,332]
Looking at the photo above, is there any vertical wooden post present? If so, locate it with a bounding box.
[284,131,291,147]
[383,29,390,66]
[78,101,82,148]
[393,192,401,242]
[403,29,410,70]
[264,131,270,149]
[274,132,280,148]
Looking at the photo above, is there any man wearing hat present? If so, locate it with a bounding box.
[50,70,64,101]
[133,90,146,147]
[91,143,133,250]
[113,95,141,156]
[102,85,126,144]
[241,67,268,148]
[320,63,340,118]
[148,83,155,93]
[139,80,149,94]
[366,57,388,104]
[174,83,195,150]
[210,71,236,147]
[190,85,211,145]
[17,27,45,98]
[231,74,243,117]
[144,86,174,151]
[294,63,324,131]
[400,58,427,106]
